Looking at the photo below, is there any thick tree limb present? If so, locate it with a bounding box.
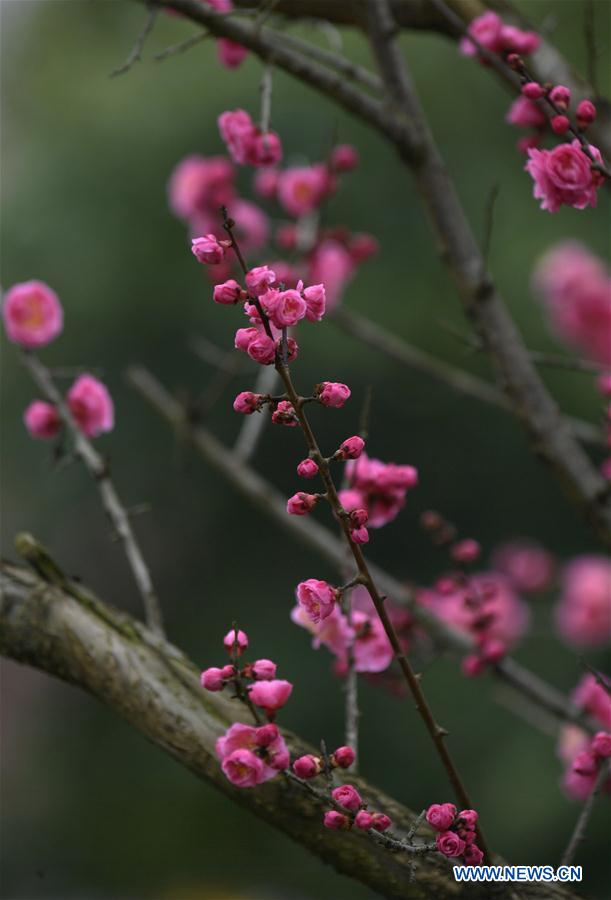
[127,365,599,737]
[0,558,583,900]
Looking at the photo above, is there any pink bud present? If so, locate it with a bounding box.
[426,803,457,832]
[191,234,226,265]
[549,85,571,109]
[517,134,541,155]
[251,131,283,167]
[200,667,225,691]
[349,233,379,264]
[272,400,297,426]
[247,333,277,366]
[223,628,249,656]
[331,784,362,811]
[507,53,521,69]
[330,144,359,173]
[2,280,63,348]
[436,830,466,858]
[287,492,318,516]
[332,746,356,769]
[457,809,478,830]
[297,458,319,479]
[303,283,326,322]
[234,327,259,352]
[461,654,486,677]
[220,664,235,680]
[23,401,61,440]
[591,731,611,758]
[213,279,243,305]
[572,749,598,776]
[521,81,543,100]
[576,99,597,126]
[317,381,351,408]
[217,38,248,69]
[479,638,507,664]
[293,754,322,778]
[254,167,279,199]
[371,813,392,832]
[349,508,369,528]
[464,844,484,864]
[252,659,277,681]
[338,435,365,460]
[254,723,279,747]
[451,539,481,564]
[67,375,114,438]
[350,526,369,544]
[249,678,293,713]
[233,391,263,414]
[354,810,374,830]
[323,810,351,830]
[551,115,570,134]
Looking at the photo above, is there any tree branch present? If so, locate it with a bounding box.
[0,556,583,900]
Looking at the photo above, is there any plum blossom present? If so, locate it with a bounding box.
[216,722,289,786]
[341,452,418,528]
[23,401,61,440]
[554,556,611,647]
[459,11,539,58]
[491,540,554,593]
[557,674,611,799]
[249,679,293,714]
[218,109,282,167]
[3,280,63,348]
[525,140,604,213]
[67,375,114,438]
[296,579,337,624]
[277,165,330,217]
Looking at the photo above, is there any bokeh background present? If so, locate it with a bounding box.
[1,1,610,898]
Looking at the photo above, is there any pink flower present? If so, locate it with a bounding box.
[249,679,293,713]
[272,400,297,426]
[245,265,277,297]
[331,784,362,811]
[67,375,114,438]
[506,96,546,129]
[297,458,319,479]
[426,803,457,832]
[337,435,365,460]
[296,579,337,624]
[287,492,318,516]
[371,813,392,832]
[217,38,248,69]
[167,155,235,221]
[230,199,270,253]
[436,831,466,858]
[491,540,554,592]
[572,750,597,776]
[525,140,603,213]
[221,748,265,786]
[307,240,354,311]
[247,333,276,365]
[270,289,307,328]
[332,746,356,769]
[318,382,351,408]
[572,674,611,729]
[521,82,544,101]
[251,659,277,681]
[214,279,243,305]
[192,234,226,264]
[223,628,248,655]
[464,844,484,865]
[323,811,350,830]
[459,11,503,56]
[457,809,478,829]
[3,280,63,348]
[549,85,571,108]
[254,723,279,747]
[253,168,279,198]
[233,391,263,415]
[351,607,394,673]
[200,667,225,691]
[451,539,481,564]
[349,508,368,528]
[277,165,329,217]
[250,131,283,167]
[354,810,374,829]
[533,242,611,366]
[331,144,359,173]
[500,24,540,54]
[576,100,597,127]
[351,526,369,544]
[293,754,322,779]
[23,401,61,440]
[592,731,611,758]
[555,556,611,648]
[303,284,326,323]
[343,453,418,528]
[218,109,256,164]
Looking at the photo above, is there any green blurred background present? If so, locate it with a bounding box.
[1,1,610,897]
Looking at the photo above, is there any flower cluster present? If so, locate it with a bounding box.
[459,11,540,60]
[558,674,611,800]
[201,628,293,719]
[533,242,611,367]
[554,556,611,648]
[323,785,391,833]
[292,586,411,677]
[426,804,483,864]
[219,109,282,168]
[215,722,289,787]
[2,281,114,441]
[339,453,418,529]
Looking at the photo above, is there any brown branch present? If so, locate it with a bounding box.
[127,365,600,740]
[331,307,602,447]
[21,352,164,635]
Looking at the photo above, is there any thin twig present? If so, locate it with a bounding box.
[260,64,273,132]
[583,0,599,97]
[21,352,164,635]
[233,364,280,462]
[111,5,158,77]
[560,760,610,867]
[155,31,208,63]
